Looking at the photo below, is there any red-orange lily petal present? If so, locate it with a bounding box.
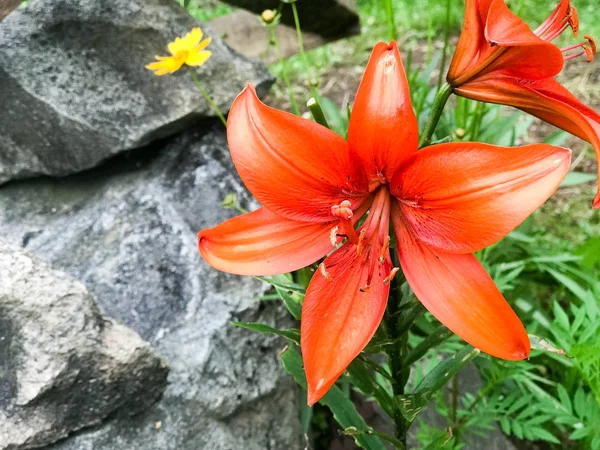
[392,210,530,361]
[454,76,600,208]
[391,143,571,253]
[348,41,418,185]
[301,239,392,406]
[198,207,339,276]
[448,0,600,207]
[227,85,369,222]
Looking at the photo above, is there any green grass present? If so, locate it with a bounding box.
[177,0,234,22]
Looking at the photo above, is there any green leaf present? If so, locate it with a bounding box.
[546,268,589,303]
[560,172,598,187]
[544,130,570,146]
[569,427,590,440]
[395,392,432,422]
[529,427,560,444]
[255,275,306,293]
[552,301,570,330]
[319,97,349,137]
[232,322,300,344]
[397,346,480,422]
[279,346,388,450]
[557,384,573,414]
[403,326,454,366]
[258,273,304,319]
[274,285,303,320]
[575,237,600,269]
[346,361,396,418]
[414,346,480,393]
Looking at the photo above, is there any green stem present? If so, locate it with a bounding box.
[469,101,486,141]
[383,0,397,42]
[290,1,319,98]
[385,272,411,448]
[189,70,227,127]
[418,83,453,148]
[437,0,452,90]
[268,23,300,115]
[449,374,459,426]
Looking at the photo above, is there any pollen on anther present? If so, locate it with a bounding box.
[383,267,400,285]
[319,263,333,282]
[585,35,597,54]
[356,229,367,256]
[379,236,391,264]
[359,284,370,292]
[330,226,339,246]
[568,6,579,36]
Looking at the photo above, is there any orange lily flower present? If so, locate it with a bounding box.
[198,42,571,405]
[447,0,600,208]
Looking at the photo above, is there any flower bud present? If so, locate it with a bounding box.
[261,9,276,24]
[455,128,466,139]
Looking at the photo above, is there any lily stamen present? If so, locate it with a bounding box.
[356,229,368,256]
[383,268,400,285]
[379,236,391,264]
[561,36,596,62]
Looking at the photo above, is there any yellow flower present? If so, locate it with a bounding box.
[146,28,212,76]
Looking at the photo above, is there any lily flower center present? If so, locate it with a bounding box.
[326,188,398,292]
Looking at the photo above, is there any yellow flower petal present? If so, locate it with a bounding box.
[145,55,186,75]
[195,36,212,52]
[168,27,203,55]
[185,50,212,67]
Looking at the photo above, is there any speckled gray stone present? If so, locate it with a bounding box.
[0,0,273,185]
[0,239,169,450]
[0,125,302,450]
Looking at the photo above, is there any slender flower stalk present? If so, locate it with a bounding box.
[268,23,300,115]
[419,83,453,148]
[383,0,397,42]
[189,70,227,127]
[198,41,571,406]
[290,1,320,98]
[447,0,600,208]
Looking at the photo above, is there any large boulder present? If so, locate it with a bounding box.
[0,0,273,185]
[0,125,302,450]
[0,239,169,450]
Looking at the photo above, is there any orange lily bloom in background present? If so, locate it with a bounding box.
[447,0,600,208]
[198,42,571,405]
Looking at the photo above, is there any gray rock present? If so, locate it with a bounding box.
[0,125,302,450]
[0,0,274,185]
[0,239,169,450]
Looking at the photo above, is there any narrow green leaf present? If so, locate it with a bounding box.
[544,130,570,146]
[233,322,300,344]
[569,427,590,440]
[414,346,480,393]
[546,268,589,303]
[404,326,454,366]
[560,172,598,187]
[552,301,571,330]
[280,346,387,450]
[255,275,306,293]
[529,427,560,443]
